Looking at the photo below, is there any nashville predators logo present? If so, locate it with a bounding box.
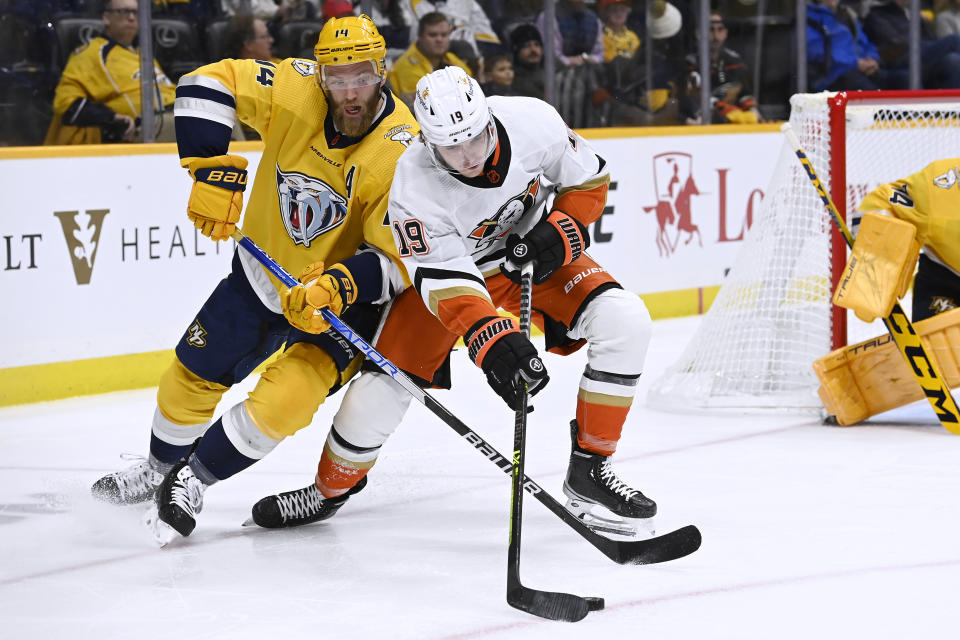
[186,319,207,348]
[930,296,957,314]
[276,165,348,248]
[467,177,541,252]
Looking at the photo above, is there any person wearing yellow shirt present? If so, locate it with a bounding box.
[600,0,640,62]
[45,0,176,144]
[388,11,472,108]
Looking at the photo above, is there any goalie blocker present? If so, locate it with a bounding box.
[832,212,921,323]
[815,307,960,425]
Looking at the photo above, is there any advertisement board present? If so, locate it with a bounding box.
[0,124,783,403]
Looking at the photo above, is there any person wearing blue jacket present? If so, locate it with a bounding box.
[807,0,908,91]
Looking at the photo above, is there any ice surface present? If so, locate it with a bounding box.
[2,316,958,639]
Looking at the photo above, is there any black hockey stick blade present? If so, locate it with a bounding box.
[611,524,702,565]
[507,586,604,622]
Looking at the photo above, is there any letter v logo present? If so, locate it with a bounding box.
[54,209,109,285]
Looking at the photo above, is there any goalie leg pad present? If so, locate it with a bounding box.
[833,212,921,323]
[814,307,960,425]
[246,342,340,438]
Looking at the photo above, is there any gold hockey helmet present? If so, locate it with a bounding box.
[314,14,387,77]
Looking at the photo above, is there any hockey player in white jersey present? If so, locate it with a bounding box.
[251,66,656,536]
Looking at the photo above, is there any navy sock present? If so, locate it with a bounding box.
[149,433,195,466]
[188,417,259,484]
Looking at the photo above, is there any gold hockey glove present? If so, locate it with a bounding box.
[282,261,358,334]
[185,154,248,241]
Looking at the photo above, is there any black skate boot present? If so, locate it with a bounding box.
[91,456,167,505]
[155,457,207,537]
[562,420,656,537]
[250,476,368,528]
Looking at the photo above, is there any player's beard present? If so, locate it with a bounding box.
[330,90,382,138]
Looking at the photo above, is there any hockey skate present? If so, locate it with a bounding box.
[154,457,207,538]
[562,420,656,537]
[248,476,368,528]
[91,455,166,505]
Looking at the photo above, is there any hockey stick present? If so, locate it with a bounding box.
[782,123,960,433]
[506,262,603,622]
[232,230,701,564]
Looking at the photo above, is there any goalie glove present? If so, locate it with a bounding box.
[465,316,549,411]
[184,154,248,241]
[503,210,590,284]
[281,261,358,334]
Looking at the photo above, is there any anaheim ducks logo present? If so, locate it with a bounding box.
[276,165,348,248]
[467,177,541,252]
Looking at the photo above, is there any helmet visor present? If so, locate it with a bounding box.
[320,62,383,91]
[427,117,498,174]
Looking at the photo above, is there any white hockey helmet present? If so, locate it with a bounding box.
[414,66,497,174]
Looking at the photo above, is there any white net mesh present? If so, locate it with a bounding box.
[647,91,960,413]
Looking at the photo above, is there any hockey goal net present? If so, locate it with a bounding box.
[647,90,960,413]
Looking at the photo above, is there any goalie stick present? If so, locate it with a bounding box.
[232,230,702,565]
[506,262,602,622]
[782,123,960,434]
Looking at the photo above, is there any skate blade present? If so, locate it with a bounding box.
[565,499,656,538]
[241,517,255,527]
[142,506,178,547]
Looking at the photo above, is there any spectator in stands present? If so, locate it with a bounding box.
[510,22,546,100]
[935,0,960,37]
[153,0,221,21]
[480,52,517,96]
[221,0,281,18]
[594,1,679,126]
[600,0,640,62]
[864,0,960,88]
[806,0,907,91]
[368,0,412,50]
[221,0,318,20]
[536,0,606,127]
[223,14,276,60]
[680,12,760,124]
[484,0,543,48]
[320,0,353,22]
[44,0,176,145]
[408,0,501,62]
[388,11,472,107]
[536,0,605,68]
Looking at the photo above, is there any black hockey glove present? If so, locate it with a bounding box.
[503,210,590,285]
[465,316,549,411]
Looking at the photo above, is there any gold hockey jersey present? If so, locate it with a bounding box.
[857,158,960,275]
[174,57,417,310]
[45,37,175,145]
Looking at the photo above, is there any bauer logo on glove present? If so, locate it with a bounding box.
[192,167,248,191]
[184,154,249,241]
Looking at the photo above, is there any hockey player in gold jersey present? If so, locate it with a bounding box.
[816,158,960,425]
[851,158,960,321]
[45,0,177,144]
[91,15,418,540]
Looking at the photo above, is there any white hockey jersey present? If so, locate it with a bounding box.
[387,96,610,337]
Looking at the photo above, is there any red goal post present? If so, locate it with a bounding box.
[647,90,960,414]
[826,89,960,350]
